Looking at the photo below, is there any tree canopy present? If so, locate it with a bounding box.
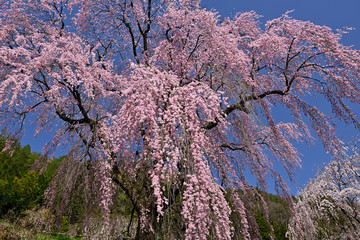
[288,142,360,239]
[0,0,360,239]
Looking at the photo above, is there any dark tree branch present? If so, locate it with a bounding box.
[204,89,288,129]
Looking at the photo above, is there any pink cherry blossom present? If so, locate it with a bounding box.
[0,0,359,238]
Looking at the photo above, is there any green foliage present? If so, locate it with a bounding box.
[228,189,293,240]
[259,191,293,240]
[35,234,81,240]
[0,135,62,217]
[255,211,272,240]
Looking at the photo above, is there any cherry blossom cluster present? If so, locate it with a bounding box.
[0,0,359,238]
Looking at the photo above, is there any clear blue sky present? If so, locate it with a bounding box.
[19,0,360,195]
[201,0,360,195]
[201,0,360,48]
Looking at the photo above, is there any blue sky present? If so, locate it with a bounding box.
[201,0,360,194]
[201,0,360,49]
[19,0,360,195]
